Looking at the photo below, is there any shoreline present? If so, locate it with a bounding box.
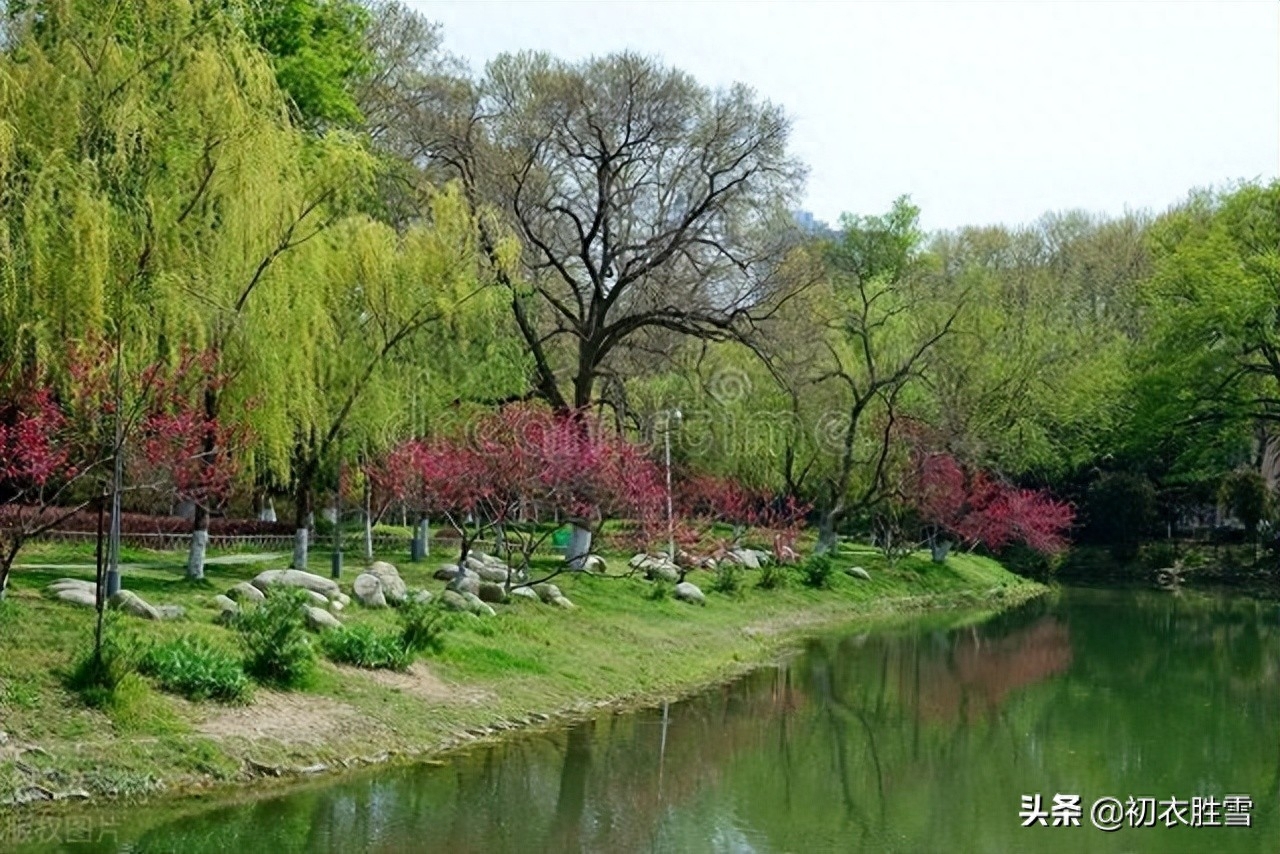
[0,546,1045,831]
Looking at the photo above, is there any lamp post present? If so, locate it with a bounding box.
[662,408,682,560]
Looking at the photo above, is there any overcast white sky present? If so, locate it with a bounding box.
[411,1,1279,233]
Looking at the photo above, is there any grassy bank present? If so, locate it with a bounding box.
[0,540,1043,812]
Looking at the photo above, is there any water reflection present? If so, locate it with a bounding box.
[18,588,1280,853]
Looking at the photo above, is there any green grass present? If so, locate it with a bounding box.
[0,537,1042,809]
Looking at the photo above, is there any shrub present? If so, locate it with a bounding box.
[236,588,315,688]
[398,598,453,654]
[709,562,741,595]
[799,554,835,589]
[321,624,412,671]
[645,581,671,601]
[756,562,788,590]
[139,636,252,703]
[67,617,136,709]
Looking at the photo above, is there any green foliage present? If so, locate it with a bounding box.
[67,619,136,709]
[398,598,452,654]
[646,581,671,601]
[320,623,411,670]
[1218,469,1271,541]
[1139,541,1183,572]
[236,588,316,688]
[139,636,252,703]
[239,0,372,128]
[1085,473,1158,559]
[709,562,742,595]
[756,562,789,590]
[799,554,835,590]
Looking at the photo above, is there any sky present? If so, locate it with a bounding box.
[409,0,1279,233]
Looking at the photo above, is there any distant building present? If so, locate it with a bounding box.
[792,209,835,238]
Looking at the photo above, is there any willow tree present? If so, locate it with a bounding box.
[0,0,372,578]
[287,184,522,569]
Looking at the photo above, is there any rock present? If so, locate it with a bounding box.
[328,599,345,613]
[48,577,94,593]
[509,585,539,602]
[331,592,351,607]
[729,549,760,570]
[646,563,680,583]
[249,571,337,599]
[549,595,576,610]
[154,605,186,620]
[439,590,469,612]
[534,584,562,604]
[251,569,340,598]
[409,588,433,604]
[366,561,407,605]
[674,582,706,606]
[452,574,481,597]
[53,587,97,608]
[847,566,871,581]
[478,581,508,604]
[474,564,510,584]
[433,565,461,581]
[109,589,160,620]
[302,589,329,608]
[213,594,239,625]
[581,555,607,573]
[352,573,388,608]
[304,606,341,631]
[460,591,496,617]
[227,582,266,605]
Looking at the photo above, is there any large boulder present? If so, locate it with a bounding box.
[549,594,576,610]
[509,585,539,602]
[534,584,562,604]
[674,582,706,606]
[439,590,469,612]
[408,588,433,604]
[451,574,481,597]
[227,581,265,605]
[352,573,388,608]
[154,605,186,621]
[251,569,340,599]
[460,591,496,617]
[304,606,342,631]
[47,579,97,608]
[109,589,160,620]
[728,549,760,570]
[302,589,329,608]
[477,582,508,604]
[474,564,510,584]
[581,555,607,574]
[213,594,239,625]
[646,563,679,584]
[365,561,407,605]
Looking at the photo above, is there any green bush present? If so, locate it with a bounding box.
[236,588,316,688]
[709,562,742,595]
[67,617,136,709]
[756,562,789,590]
[139,636,252,703]
[398,598,453,654]
[321,624,412,670]
[645,581,671,601]
[799,554,835,589]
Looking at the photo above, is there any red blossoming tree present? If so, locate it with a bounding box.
[910,451,1073,561]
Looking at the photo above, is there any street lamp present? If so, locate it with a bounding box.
[662,408,682,561]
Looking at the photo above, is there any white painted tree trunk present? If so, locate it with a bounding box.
[292,528,309,569]
[187,529,208,580]
[567,524,592,570]
[259,499,277,523]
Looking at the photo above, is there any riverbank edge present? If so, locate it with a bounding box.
[2,571,1046,831]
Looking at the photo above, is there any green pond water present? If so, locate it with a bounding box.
[10,586,1280,853]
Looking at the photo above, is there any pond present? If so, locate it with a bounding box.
[11,587,1280,853]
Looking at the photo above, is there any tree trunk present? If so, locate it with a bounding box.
[292,479,312,570]
[816,508,841,554]
[566,524,592,570]
[362,476,374,562]
[187,504,209,580]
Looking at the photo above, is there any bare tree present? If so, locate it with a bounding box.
[368,35,807,410]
